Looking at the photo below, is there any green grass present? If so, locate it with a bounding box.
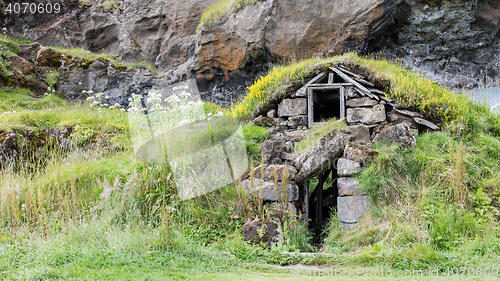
[198,0,264,31]
[2,54,500,279]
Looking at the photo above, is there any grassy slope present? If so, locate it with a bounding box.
[1,53,500,279]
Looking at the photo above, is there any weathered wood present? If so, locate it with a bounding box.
[308,83,352,88]
[307,73,327,85]
[307,87,314,127]
[387,102,405,109]
[354,77,375,87]
[338,66,363,79]
[304,181,309,222]
[370,88,386,95]
[354,87,367,97]
[340,86,346,119]
[330,67,372,95]
[377,95,393,103]
[328,73,334,84]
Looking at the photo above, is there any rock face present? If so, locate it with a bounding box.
[3,0,499,100]
[0,133,19,168]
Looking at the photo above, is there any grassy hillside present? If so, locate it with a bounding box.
[1,53,500,279]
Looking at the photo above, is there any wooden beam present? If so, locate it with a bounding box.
[338,66,363,79]
[306,73,327,85]
[308,83,352,88]
[354,77,375,87]
[307,87,314,128]
[330,67,372,95]
[340,86,346,119]
[328,73,334,84]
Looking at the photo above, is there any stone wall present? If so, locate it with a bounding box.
[247,75,440,230]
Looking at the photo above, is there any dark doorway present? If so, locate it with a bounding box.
[307,167,339,242]
[312,89,341,123]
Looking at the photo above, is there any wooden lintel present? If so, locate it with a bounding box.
[330,67,371,95]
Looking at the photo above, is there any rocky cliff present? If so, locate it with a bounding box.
[1,0,498,103]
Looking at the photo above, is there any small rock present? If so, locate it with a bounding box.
[346,97,378,107]
[287,115,308,128]
[252,115,277,127]
[284,130,306,141]
[337,158,361,177]
[267,109,277,118]
[278,98,307,117]
[337,195,371,223]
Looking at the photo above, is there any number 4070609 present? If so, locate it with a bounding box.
[5,2,61,14]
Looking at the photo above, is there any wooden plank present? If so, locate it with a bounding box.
[328,73,334,84]
[340,86,345,119]
[307,85,341,90]
[306,73,327,85]
[354,87,367,97]
[330,67,372,95]
[370,88,386,95]
[308,83,352,88]
[338,65,363,79]
[304,181,309,222]
[307,87,314,127]
[354,77,375,87]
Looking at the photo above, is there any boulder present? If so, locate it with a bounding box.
[337,177,367,196]
[373,123,417,147]
[242,218,283,247]
[262,139,283,165]
[295,130,352,183]
[0,133,19,167]
[278,98,307,117]
[343,142,378,166]
[346,104,386,125]
[35,47,62,68]
[348,124,370,144]
[240,179,299,201]
[337,195,371,223]
[346,97,378,107]
[12,57,34,75]
[337,158,361,177]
